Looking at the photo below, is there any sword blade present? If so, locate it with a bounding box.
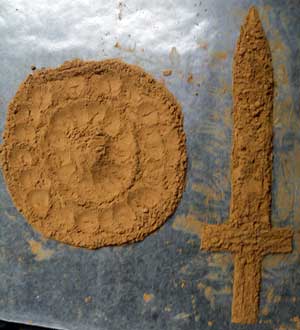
[231,7,274,228]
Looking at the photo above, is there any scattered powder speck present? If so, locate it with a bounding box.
[28,240,54,261]
[143,293,154,302]
[162,69,172,77]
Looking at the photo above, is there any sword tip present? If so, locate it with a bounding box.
[244,6,262,31]
[247,6,260,21]
[235,5,268,59]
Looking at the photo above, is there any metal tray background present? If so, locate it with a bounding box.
[0,1,299,329]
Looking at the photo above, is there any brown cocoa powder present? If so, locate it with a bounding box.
[162,69,172,77]
[201,7,293,324]
[1,59,187,249]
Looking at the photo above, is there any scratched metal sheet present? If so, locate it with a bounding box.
[0,0,299,329]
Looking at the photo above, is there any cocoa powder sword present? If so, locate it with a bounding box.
[201,7,293,324]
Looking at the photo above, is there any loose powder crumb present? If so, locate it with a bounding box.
[162,69,172,77]
[187,73,193,84]
[114,42,121,49]
[0,59,187,249]
[143,293,154,302]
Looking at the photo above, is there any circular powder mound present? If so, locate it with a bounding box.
[0,59,187,249]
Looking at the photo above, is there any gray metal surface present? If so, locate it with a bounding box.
[0,0,299,329]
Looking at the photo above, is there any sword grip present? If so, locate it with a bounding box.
[231,254,262,324]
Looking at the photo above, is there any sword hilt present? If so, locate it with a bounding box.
[201,223,293,323]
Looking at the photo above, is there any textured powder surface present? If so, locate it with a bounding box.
[0,59,187,249]
[201,7,293,324]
